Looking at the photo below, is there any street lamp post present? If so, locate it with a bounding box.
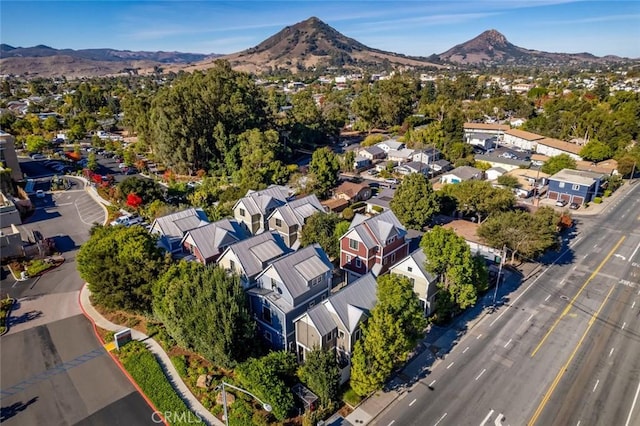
[215,381,272,426]
[492,245,506,308]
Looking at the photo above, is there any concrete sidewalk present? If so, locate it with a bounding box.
[79,284,223,426]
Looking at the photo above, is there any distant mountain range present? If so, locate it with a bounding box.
[0,18,632,78]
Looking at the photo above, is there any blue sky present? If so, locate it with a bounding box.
[1,1,639,58]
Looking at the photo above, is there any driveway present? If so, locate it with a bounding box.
[0,178,155,425]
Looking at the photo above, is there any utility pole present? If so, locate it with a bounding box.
[493,245,506,308]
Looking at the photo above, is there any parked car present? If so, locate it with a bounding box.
[110,215,143,227]
[555,199,568,207]
[36,190,45,198]
[569,202,580,210]
[30,153,45,160]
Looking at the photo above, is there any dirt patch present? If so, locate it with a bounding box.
[91,302,151,335]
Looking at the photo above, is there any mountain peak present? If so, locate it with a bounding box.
[478,29,508,45]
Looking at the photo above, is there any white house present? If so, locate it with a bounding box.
[376,139,405,153]
[502,129,544,151]
[485,167,508,181]
[440,166,483,184]
[535,137,582,161]
[389,249,438,316]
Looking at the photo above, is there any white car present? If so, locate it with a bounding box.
[110,215,143,227]
[118,163,128,169]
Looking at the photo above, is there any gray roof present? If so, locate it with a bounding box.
[447,166,482,181]
[432,159,451,167]
[362,146,384,156]
[302,273,377,335]
[474,154,531,168]
[402,161,427,172]
[235,185,290,216]
[347,210,406,248]
[377,140,404,150]
[152,208,209,240]
[387,148,414,159]
[469,133,496,140]
[181,219,248,261]
[366,188,395,210]
[269,194,324,227]
[549,168,603,186]
[224,231,290,280]
[487,166,508,174]
[407,249,437,282]
[263,244,332,300]
[413,146,441,157]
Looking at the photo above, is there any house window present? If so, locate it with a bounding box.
[309,300,315,308]
[391,253,396,263]
[324,333,331,344]
[264,331,272,342]
[387,236,396,245]
[407,266,413,273]
[355,258,361,268]
[229,259,235,271]
[275,218,282,227]
[262,305,272,324]
[346,254,352,263]
[572,184,580,191]
[338,330,345,339]
[559,182,565,188]
[349,239,359,250]
[383,257,388,265]
[311,276,322,286]
[354,328,362,341]
[239,208,246,217]
[271,278,277,290]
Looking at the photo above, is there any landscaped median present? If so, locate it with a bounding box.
[1,296,16,335]
[106,334,205,426]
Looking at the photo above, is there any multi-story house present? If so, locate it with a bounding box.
[376,139,405,153]
[248,244,334,351]
[389,249,439,316]
[502,129,544,151]
[547,168,603,205]
[340,210,409,280]
[411,147,441,165]
[233,185,292,235]
[0,131,22,182]
[294,273,377,383]
[150,208,209,253]
[217,231,290,289]
[463,122,509,143]
[535,137,582,161]
[180,219,248,265]
[267,194,325,249]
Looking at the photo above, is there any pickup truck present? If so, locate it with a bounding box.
[110,215,143,227]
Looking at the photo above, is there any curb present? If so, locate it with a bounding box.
[77,289,169,426]
[0,298,16,337]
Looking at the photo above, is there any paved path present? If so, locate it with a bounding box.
[79,285,223,426]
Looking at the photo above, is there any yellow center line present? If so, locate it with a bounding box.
[528,283,616,426]
[530,236,625,358]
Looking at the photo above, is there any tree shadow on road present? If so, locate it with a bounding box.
[0,397,39,422]
[51,235,78,252]
[8,310,43,326]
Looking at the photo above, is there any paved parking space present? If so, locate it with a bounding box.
[72,192,107,226]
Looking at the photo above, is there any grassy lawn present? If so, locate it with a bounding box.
[117,341,205,426]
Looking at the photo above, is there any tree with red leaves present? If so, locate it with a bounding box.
[126,192,143,209]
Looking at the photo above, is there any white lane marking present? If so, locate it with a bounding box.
[625,379,640,426]
[490,245,575,327]
[504,338,513,348]
[622,322,627,330]
[583,253,589,259]
[570,236,584,247]
[429,380,437,387]
[609,347,615,357]
[573,266,577,270]
[630,240,640,262]
[434,412,447,426]
[480,409,495,426]
[388,421,395,426]
[577,421,581,426]
[447,362,455,369]
[545,294,551,302]
[615,254,627,261]
[475,369,487,381]
[409,398,416,407]
[561,278,566,284]
[463,346,469,354]
[477,334,483,339]
[593,379,600,392]
[528,313,535,321]
[633,301,636,309]
[495,413,505,425]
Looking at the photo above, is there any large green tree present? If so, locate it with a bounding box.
[77,225,168,313]
[420,226,487,316]
[478,207,560,263]
[152,263,255,368]
[236,351,297,421]
[148,61,271,174]
[541,154,577,175]
[442,180,515,223]
[390,173,439,230]
[117,177,164,205]
[350,274,426,396]
[309,147,340,198]
[579,140,614,162]
[297,347,340,406]
[300,212,345,259]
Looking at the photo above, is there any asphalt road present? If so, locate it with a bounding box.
[0,178,156,425]
[374,182,640,426]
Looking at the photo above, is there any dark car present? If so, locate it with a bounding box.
[569,202,579,210]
